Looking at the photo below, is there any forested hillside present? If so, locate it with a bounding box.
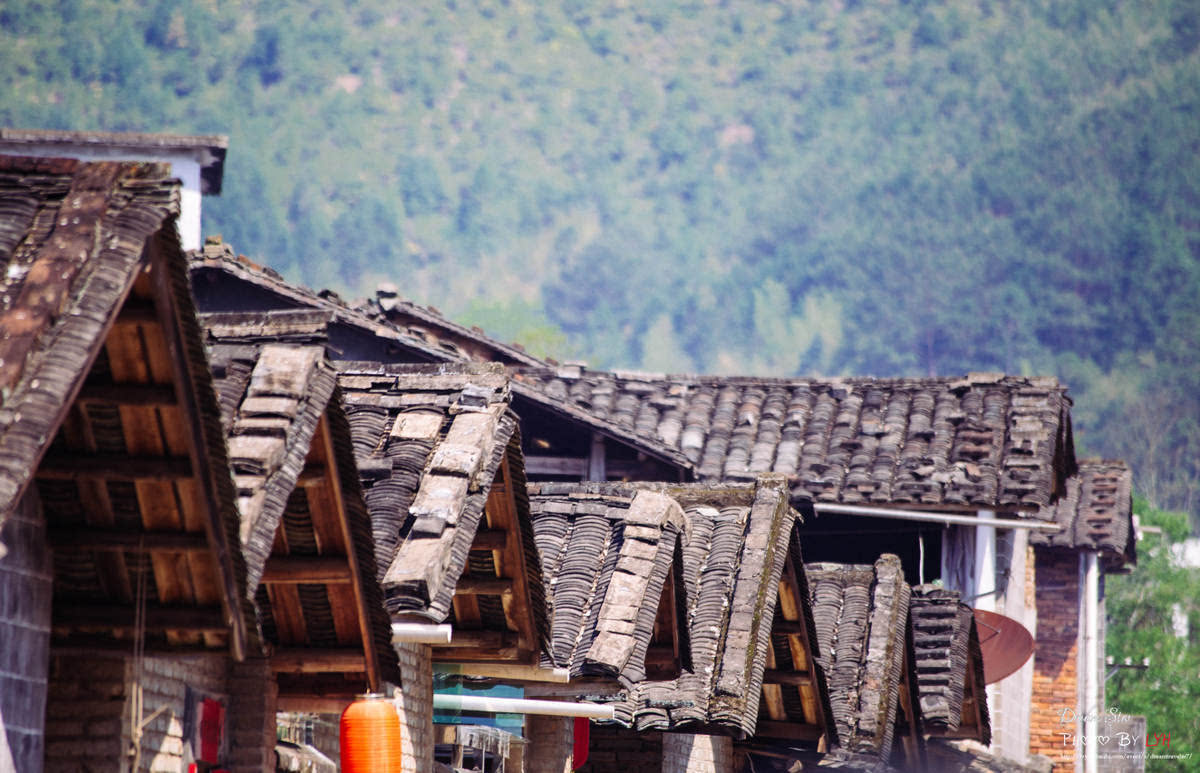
[3,0,1199,519]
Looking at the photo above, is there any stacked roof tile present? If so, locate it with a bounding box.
[336,362,549,651]
[806,555,912,761]
[512,369,1075,511]
[1030,460,1134,568]
[909,585,990,743]
[531,476,800,737]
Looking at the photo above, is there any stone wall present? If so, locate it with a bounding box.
[0,490,52,773]
[394,641,433,771]
[1031,549,1081,772]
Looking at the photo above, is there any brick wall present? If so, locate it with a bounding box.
[44,655,129,772]
[575,724,662,773]
[44,651,245,773]
[526,715,575,773]
[661,733,734,773]
[1031,549,1081,772]
[226,656,276,773]
[0,490,52,773]
[393,641,433,771]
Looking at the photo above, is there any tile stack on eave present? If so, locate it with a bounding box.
[531,476,798,737]
[530,485,686,683]
[0,158,178,524]
[908,586,976,736]
[1030,460,1134,570]
[510,369,1074,511]
[806,555,911,761]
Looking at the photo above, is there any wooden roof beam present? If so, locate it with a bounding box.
[271,648,367,673]
[76,383,178,406]
[261,555,353,584]
[54,602,227,634]
[36,453,192,480]
[47,526,208,553]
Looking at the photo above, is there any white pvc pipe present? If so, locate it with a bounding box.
[814,502,1061,531]
[1083,551,1100,773]
[432,694,614,719]
[392,623,453,644]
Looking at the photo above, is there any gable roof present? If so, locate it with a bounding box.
[806,555,912,761]
[1029,460,1134,569]
[204,310,401,690]
[337,362,550,662]
[190,237,547,366]
[511,368,1076,511]
[909,586,991,745]
[0,155,255,657]
[531,476,805,737]
[0,129,227,193]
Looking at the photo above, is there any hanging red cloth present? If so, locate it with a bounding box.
[573,716,590,769]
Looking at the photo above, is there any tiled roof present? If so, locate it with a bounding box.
[531,476,800,737]
[806,555,911,761]
[205,311,336,592]
[190,237,547,366]
[337,363,549,652]
[1030,460,1134,568]
[511,368,1076,511]
[909,586,990,744]
[0,158,178,520]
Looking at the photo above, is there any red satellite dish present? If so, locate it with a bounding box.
[974,609,1035,684]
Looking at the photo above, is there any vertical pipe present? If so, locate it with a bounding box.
[974,510,997,613]
[1083,551,1100,773]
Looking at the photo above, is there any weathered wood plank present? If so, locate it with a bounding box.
[54,603,227,633]
[271,648,367,673]
[261,556,353,584]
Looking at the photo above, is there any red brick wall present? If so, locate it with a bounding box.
[1031,549,1080,772]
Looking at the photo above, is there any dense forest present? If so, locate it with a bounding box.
[2,0,1199,522]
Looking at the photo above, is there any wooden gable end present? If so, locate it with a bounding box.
[755,526,834,749]
[42,214,251,660]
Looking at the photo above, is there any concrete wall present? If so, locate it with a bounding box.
[394,641,433,771]
[0,490,52,773]
[1031,549,1082,772]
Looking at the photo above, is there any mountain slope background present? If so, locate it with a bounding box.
[3,0,1199,519]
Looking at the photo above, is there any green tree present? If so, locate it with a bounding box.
[1106,500,1200,771]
